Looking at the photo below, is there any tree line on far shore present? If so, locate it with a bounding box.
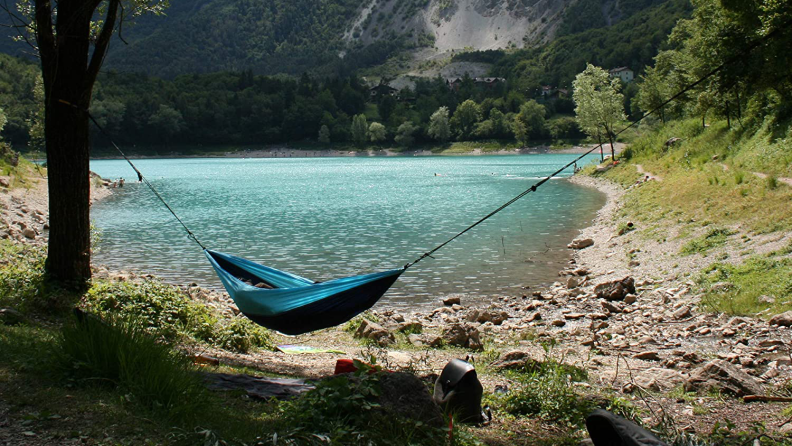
[1,60,593,152]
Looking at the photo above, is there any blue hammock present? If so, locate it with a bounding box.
[205,250,404,335]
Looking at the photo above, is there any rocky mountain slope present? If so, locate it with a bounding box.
[0,0,674,77]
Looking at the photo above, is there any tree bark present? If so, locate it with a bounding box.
[38,0,94,283]
[35,0,118,284]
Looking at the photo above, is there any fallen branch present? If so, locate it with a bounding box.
[743,395,792,403]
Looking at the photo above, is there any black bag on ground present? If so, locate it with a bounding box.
[586,409,668,446]
[433,359,484,423]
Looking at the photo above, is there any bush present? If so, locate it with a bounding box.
[215,317,272,353]
[55,313,207,423]
[83,279,218,343]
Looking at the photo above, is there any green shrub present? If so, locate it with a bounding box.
[55,314,207,423]
[83,279,218,343]
[83,279,273,352]
[215,317,272,353]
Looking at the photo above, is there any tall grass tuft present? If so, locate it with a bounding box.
[55,312,207,423]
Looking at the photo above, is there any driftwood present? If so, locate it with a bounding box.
[743,395,792,403]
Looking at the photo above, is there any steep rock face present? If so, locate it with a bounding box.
[347,0,572,51]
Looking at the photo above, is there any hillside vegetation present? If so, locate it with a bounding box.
[0,0,678,77]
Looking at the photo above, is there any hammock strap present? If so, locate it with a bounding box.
[404,22,790,270]
[58,99,207,251]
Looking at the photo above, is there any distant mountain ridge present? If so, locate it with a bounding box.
[0,0,673,77]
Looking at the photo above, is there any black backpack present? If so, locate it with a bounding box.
[433,359,489,424]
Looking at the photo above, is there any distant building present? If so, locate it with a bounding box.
[446,77,505,91]
[370,84,398,98]
[474,77,506,89]
[540,85,557,97]
[609,67,634,83]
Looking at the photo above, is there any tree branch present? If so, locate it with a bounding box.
[84,0,119,91]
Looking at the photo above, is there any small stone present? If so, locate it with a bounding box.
[623,294,637,305]
[551,320,566,327]
[568,238,594,250]
[769,311,792,327]
[758,339,784,348]
[567,276,584,289]
[757,295,776,304]
[0,308,25,325]
[594,277,636,301]
[673,306,692,320]
[634,351,661,361]
[564,313,586,320]
[443,296,461,306]
[22,228,36,239]
[601,301,622,314]
[523,312,542,323]
[397,321,423,333]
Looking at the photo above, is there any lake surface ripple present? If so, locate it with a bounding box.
[90,155,604,309]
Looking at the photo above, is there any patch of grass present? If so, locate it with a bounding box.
[699,256,792,317]
[680,228,736,256]
[495,360,592,425]
[55,314,207,423]
[0,242,78,313]
[590,119,792,233]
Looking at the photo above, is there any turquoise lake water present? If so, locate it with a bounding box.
[89,155,604,308]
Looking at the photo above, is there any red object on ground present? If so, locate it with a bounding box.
[334,359,358,374]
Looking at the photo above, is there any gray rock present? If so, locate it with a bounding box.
[758,295,776,304]
[673,306,692,320]
[397,321,423,333]
[623,294,637,305]
[0,308,25,325]
[594,277,636,301]
[442,323,483,351]
[769,311,792,327]
[684,359,763,396]
[633,351,660,361]
[22,228,36,239]
[354,320,395,346]
[635,368,687,391]
[491,351,541,372]
[710,282,734,293]
[568,238,594,250]
[567,276,584,289]
[601,300,622,314]
[443,296,461,306]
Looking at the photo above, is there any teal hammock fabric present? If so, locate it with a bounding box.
[205,250,404,335]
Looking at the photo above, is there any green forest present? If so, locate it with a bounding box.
[0,0,695,153]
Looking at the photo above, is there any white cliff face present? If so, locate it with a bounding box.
[345,0,573,52]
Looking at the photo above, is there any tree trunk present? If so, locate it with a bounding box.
[596,133,604,162]
[38,0,94,284]
[44,92,92,283]
[607,130,616,162]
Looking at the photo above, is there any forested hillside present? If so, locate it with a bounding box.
[0,0,693,151]
[1,0,678,77]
